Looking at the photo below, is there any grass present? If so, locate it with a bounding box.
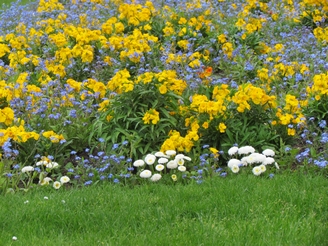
[0,0,30,9]
[1,172,327,245]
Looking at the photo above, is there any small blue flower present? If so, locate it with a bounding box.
[319,120,326,129]
[220,172,227,177]
[113,178,120,183]
[84,180,92,186]
[269,173,274,179]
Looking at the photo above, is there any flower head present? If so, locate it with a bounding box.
[150,173,162,182]
[252,166,262,176]
[178,165,186,172]
[167,160,178,169]
[155,164,165,171]
[140,170,152,178]
[53,181,61,189]
[228,159,241,168]
[133,159,145,167]
[22,166,34,173]
[228,146,239,156]
[238,146,255,155]
[144,154,156,165]
[262,149,275,157]
[60,176,70,184]
[230,165,240,173]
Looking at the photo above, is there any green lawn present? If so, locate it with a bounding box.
[1,172,327,245]
[0,0,31,9]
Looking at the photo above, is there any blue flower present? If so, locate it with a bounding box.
[84,180,92,186]
[319,120,326,129]
[220,172,227,177]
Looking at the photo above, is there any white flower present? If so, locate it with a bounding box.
[252,166,262,176]
[140,170,152,178]
[228,146,239,156]
[36,160,48,166]
[133,159,145,167]
[178,165,186,172]
[262,149,275,157]
[22,166,34,173]
[259,164,266,173]
[40,177,52,186]
[158,157,169,164]
[165,150,176,156]
[46,162,59,169]
[155,164,165,171]
[44,196,49,200]
[175,154,191,161]
[24,200,29,204]
[61,200,66,204]
[53,181,61,189]
[227,159,241,168]
[60,176,70,184]
[154,151,169,158]
[274,162,280,169]
[175,158,185,166]
[246,153,266,164]
[144,154,156,165]
[263,157,275,165]
[12,236,17,241]
[230,165,240,173]
[167,160,178,169]
[240,156,248,166]
[150,173,162,182]
[238,146,255,155]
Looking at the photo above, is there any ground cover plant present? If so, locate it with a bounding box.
[1,173,328,245]
[0,0,327,193]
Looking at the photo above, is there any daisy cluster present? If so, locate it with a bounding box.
[133,150,192,182]
[227,146,279,176]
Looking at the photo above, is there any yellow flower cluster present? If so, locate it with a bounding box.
[0,120,39,146]
[160,130,197,153]
[0,107,15,126]
[37,0,65,12]
[232,84,277,113]
[142,109,160,125]
[306,72,328,99]
[107,69,134,94]
[42,130,65,143]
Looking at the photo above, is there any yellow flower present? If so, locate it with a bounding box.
[218,123,227,133]
[171,174,177,181]
[142,109,160,125]
[287,128,296,136]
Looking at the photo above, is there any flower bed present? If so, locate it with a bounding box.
[0,0,327,192]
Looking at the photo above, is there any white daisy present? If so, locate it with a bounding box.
[228,146,239,156]
[167,160,178,169]
[150,173,162,182]
[263,157,275,165]
[144,154,156,165]
[262,149,275,157]
[165,150,176,156]
[252,166,262,176]
[133,159,145,167]
[60,176,70,184]
[140,170,152,178]
[21,166,34,173]
[227,159,241,168]
[155,164,165,171]
[238,146,255,155]
[230,165,240,173]
[178,165,186,172]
